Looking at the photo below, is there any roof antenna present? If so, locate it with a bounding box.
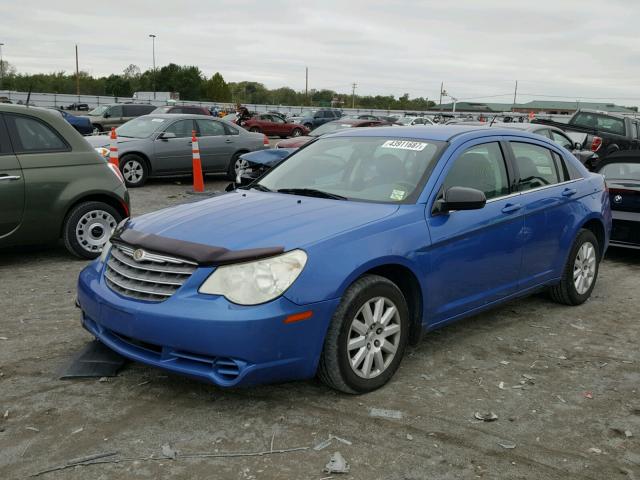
[489,115,497,126]
[26,85,33,107]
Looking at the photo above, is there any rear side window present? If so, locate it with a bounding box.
[223,123,239,135]
[196,119,225,137]
[6,114,69,154]
[511,142,560,191]
[443,142,509,200]
[126,105,155,116]
[110,105,123,117]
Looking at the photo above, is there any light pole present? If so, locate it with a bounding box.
[0,43,5,90]
[149,34,156,100]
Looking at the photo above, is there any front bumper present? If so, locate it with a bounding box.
[610,211,640,249]
[77,260,340,387]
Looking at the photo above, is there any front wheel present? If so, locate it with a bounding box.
[318,275,409,394]
[550,229,600,305]
[120,154,148,188]
[291,128,303,137]
[63,201,122,259]
[227,152,248,181]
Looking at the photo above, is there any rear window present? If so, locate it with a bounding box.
[600,162,640,181]
[573,113,626,135]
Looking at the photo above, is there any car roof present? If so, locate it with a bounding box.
[326,118,378,127]
[139,113,220,120]
[326,125,558,143]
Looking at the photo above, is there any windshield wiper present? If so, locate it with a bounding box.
[276,188,347,200]
[249,184,272,192]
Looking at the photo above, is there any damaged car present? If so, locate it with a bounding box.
[77,126,611,393]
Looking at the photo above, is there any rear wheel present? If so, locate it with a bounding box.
[291,128,303,137]
[63,201,122,259]
[550,229,600,305]
[120,154,148,188]
[318,275,409,394]
[249,126,261,133]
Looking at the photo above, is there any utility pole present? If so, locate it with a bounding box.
[149,34,157,100]
[439,82,444,109]
[0,43,5,90]
[305,67,308,105]
[512,80,518,110]
[75,45,80,96]
[351,82,357,109]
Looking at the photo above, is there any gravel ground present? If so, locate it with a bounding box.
[0,175,639,480]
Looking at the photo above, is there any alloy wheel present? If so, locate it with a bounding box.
[122,159,144,184]
[573,241,596,294]
[234,157,249,176]
[347,296,401,379]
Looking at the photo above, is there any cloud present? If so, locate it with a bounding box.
[2,0,639,105]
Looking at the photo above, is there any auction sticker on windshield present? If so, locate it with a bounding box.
[151,118,165,123]
[381,140,428,151]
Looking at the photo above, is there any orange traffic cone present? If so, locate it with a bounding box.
[109,128,119,168]
[191,130,204,193]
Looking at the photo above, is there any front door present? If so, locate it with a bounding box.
[0,115,24,238]
[425,140,524,325]
[195,119,235,172]
[153,119,195,173]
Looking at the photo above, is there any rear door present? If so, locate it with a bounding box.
[153,119,195,173]
[269,115,289,136]
[0,114,25,238]
[507,140,585,288]
[425,140,524,324]
[195,118,235,172]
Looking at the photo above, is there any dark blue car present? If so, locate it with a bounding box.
[77,126,611,393]
[51,108,92,135]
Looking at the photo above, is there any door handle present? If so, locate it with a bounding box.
[501,203,522,214]
[561,188,577,197]
[0,175,21,181]
[225,139,232,143]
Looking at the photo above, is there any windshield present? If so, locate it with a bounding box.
[257,136,444,203]
[116,116,166,138]
[222,113,238,122]
[396,117,415,125]
[600,162,640,181]
[88,105,109,116]
[310,121,354,137]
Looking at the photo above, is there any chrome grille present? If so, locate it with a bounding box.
[105,243,197,302]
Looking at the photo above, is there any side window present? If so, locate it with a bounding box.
[534,128,552,139]
[223,122,239,135]
[550,130,573,150]
[272,116,284,124]
[552,152,571,182]
[443,142,509,200]
[164,119,194,138]
[630,121,639,139]
[0,115,12,155]
[511,142,560,191]
[196,119,225,137]
[7,114,69,153]
[596,115,625,135]
[110,105,123,117]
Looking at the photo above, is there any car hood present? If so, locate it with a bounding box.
[277,136,315,148]
[126,191,400,252]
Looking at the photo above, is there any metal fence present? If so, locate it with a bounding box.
[0,89,590,122]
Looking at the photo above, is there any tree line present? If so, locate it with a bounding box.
[0,61,436,110]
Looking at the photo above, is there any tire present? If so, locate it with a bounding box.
[318,274,409,394]
[227,152,248,181]
[249,126,261,133]
[63,201,123,259]
[291,128,303,137]
[303,123,313,130]
[549,228,600,306]
[92,124,103,134]
[119,154,148,188]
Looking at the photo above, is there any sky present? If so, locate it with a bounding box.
[2,0,640,105]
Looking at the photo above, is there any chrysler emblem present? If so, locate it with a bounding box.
[613,195,622,204]
[133,249,147,262]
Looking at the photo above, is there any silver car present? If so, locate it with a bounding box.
[86,114,267,187]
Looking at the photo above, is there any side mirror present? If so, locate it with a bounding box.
[158,132,176,140]
[574,142,582,150]
[435,186,486,214]
[103,112,111,118]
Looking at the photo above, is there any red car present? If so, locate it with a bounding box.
[240,114,309,138]
[277,118,391,149]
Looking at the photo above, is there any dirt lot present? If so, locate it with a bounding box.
[1,176,639,480]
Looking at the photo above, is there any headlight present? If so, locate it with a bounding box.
[95,147,109,158]
[199,250,307,305]
[99,239,112,263]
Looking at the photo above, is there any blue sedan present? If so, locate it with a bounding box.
[77,126,611,393]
